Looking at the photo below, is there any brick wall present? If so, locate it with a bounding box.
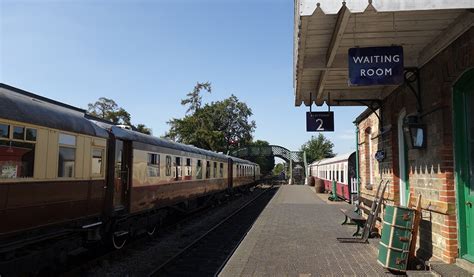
[356,28,473,263]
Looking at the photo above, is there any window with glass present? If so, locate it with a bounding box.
[185,158,192,177]
[13,126,25,140]
[92,148,104,176]
[219,163,224,178]
[213,162,217,178]
[0,123,9,139]
[58,133,76,178]
[147,153,160,177]
[0,123,37,179]
[165,155,171,176]
[206,161,210,179]
[175,157,182,178]
[196,159,203,179]
[0,140,35,179]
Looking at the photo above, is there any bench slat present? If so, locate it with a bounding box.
[340,209,366,222]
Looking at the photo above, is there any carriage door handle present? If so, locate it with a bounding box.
[467,201,473,208]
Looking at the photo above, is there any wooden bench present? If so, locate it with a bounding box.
[340,196,382,237]
[337,180,389,242]
[340,208,367,236]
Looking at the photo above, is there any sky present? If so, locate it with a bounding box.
[1,0,365,156]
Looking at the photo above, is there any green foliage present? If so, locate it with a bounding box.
[273,163,286,176]
[245,140,275,176]
[135,124,152,135]
[300,134,335,164]
[181,81,212,114]
[87,97,152,135]
[88,97,131,125]
[166,82,256,153]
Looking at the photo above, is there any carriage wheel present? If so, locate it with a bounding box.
[111,232,128,250]
[146,225,157,237]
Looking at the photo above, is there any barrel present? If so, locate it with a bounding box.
[377,205,416,272]
[314,177,325,193]
[307,176,315,187]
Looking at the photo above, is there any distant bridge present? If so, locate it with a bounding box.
[230,145,307,185]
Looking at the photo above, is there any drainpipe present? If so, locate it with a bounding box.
[355,123,360,202]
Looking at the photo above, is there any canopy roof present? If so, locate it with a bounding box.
[293,0,474,106]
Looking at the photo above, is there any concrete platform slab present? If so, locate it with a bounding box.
[219,185,394,277]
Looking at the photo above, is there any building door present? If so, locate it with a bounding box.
[398,109,409,206]
[114,139,131,211]
[454,68,474,263]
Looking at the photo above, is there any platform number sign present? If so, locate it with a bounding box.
[306,112,334,132]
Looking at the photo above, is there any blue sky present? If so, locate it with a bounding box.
[1,0,365,156]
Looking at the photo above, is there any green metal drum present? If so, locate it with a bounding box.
[377,205,416,272]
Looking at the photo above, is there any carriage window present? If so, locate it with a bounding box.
[58,133,76,178]
[0,140,35,179]
[196,159,202,179]
[26,128,37,141]
[147,153,160,177]
[58,147,75,177]
[59,133,76,146]
[13,126,25,140]
[341,170,344,183]
[92,148,104,176]
[185,158,192,176]
[175,157,182,178]
[219,163,223,178]
[213,162,217,178]
[165,155,171,176]
[206,161,210,178]
[0,124,9,139]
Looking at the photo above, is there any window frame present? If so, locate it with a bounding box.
[196,159,203,179]
[146,152,160,178]
[165,155,172,176]
[58,132,77,178]
[91,147,106,177]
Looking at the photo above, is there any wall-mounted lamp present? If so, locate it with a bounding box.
[403,115,427,149]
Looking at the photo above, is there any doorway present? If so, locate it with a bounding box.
[454,68,474,263]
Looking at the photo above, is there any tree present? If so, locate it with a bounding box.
[181,81,212,114]
[273,163,286,176]
[87,97,152,135]
[135,124,152,135]
[88,97,131,125]
[300,134,335,164]
[166,83,256,153]
[245,140,275,176]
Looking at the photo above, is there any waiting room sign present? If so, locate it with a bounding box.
[348,46,404,86]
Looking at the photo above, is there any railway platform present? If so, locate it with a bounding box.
[220,185,391,276]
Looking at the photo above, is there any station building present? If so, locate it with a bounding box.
[293,0,474,268]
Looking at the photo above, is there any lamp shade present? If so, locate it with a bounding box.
[403,115,427,149]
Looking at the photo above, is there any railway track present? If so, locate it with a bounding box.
[148,185,277,277]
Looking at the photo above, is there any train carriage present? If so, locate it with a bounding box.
[309,152,357,203]
[0,84,110,240]
[0,83,261,273]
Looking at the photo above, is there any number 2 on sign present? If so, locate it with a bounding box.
[316,119,325,131]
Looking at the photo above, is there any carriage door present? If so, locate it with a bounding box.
[454,69,474,262]
[114,139,132,212]
[228,159,233,188]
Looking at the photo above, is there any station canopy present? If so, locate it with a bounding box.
[293,0,474,106]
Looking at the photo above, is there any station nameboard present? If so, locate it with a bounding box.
[348,46,404,86]
[306,112,334,132]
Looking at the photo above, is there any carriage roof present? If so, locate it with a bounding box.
[0,83,109,138]
[309,152,355,167]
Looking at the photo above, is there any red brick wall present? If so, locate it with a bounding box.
[356,28,473,263]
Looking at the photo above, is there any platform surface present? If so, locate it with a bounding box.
[220,185,392,276]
